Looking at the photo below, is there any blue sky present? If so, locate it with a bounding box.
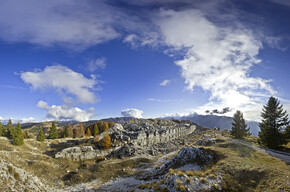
[0,0,289,123]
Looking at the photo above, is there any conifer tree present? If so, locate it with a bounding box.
[24,130,29,139]
[6,119,15,139]
[258,96,289,149]
[64,125,69,138]
[78,123,85,138]
[12,122,24,145]
[284,125,290,144]
[101,131,111,149]
[49,122,58,139]
[87,128,92,137]
[93,124,99,136]
[0,121,5,136]
[37,127,45,142]
[231,110,251,139]
[68,124,73,138]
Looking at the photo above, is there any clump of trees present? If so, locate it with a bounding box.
[230,110,251,139]
[0,120,24,146]
[258,96,289,149]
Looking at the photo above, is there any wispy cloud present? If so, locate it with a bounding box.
[147,98,182,103]
[160,79,171,86]
[88,57,106,72]
[0,85,26,90]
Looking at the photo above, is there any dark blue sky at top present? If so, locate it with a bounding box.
[0,0,289,122]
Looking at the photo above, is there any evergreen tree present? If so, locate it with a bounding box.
[6,119,15,139]
[284,125,290,144]
[63,125,69,138]
[231,110,251,139]
[24,130,29,139]
[258,96,289,149]
[37,127,45,142]
[12,122,24,145]
[49,122,58,139]
[93,124,99,136]
[101,131,111,149]
[0,121,5,136]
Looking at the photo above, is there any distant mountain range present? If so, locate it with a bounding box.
[163,114,260,136]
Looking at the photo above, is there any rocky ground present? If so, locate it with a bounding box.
[0,119,289,191]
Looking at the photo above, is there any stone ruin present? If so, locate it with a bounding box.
[55,118,196,161]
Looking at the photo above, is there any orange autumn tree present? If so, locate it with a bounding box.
[101,131,111,149]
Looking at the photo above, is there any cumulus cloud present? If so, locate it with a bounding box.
[88,58,106,72]
[121,108,143,118]
[152,8,276,120]
[160,79,171,86]
[21,65,98,104]
[0,0,120,50]
[37,100,95,122]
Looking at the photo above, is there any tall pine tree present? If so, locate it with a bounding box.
[6,119,15,139]
[63,125,69,138]
[258,96,289,149]
[231,110,251,139]
[49,122,58,139]
[12,122,24,145]
[37,127,45,142]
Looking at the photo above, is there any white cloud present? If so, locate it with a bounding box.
[0,0,120,50]
[21,65,98,104]
[0,116,2,121]
[152,8,276,120]
[160,79,171,86]
[88,58,106,72]
[37,100,95,122]
[121,108,143,118]
[21,117,36,123]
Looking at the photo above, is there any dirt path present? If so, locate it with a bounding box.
[217,134,290,163]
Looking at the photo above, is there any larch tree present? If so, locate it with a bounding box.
[258,96,289,149]
[49,122,58,139]
[12,122,24,145]
[86,128,92,137]
[93,124,99,136]
[230,110,251,139]
[101,131,111,149]
[37,127,45,142]
[68,124,74,138]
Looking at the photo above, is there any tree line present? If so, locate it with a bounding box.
[230,96,289,149]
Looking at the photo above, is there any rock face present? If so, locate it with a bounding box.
[110,119,196,147]
[157,147,214,175]
[55,146,114,161]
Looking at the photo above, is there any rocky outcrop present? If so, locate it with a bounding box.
[157,147,215,175]
[110,119,196,147]
[55,146,115,161]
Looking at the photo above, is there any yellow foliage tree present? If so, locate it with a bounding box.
[101,131,111,149]
[87,128,92,137]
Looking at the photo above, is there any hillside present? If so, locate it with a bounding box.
[0,118,289,191]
